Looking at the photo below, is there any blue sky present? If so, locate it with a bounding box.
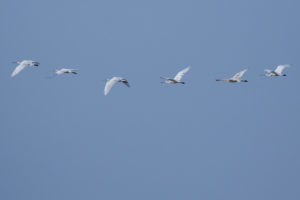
[0,0,300,199]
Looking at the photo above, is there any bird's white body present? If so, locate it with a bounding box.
[161,66,190,84]
[216,69,248,83]
[104,77,130,96]
[54,68,78,75]
[11,60,40,77]
[264,64,290,77]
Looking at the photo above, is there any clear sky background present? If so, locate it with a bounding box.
[0,0,299,199]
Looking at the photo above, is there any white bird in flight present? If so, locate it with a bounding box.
[11,60,40,77]
[264,64,290,77]
[54,68,78,75]
[104,77,130,96]
[216,69,248,83]
[160,66,190,84]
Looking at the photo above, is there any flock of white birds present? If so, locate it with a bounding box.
[11,60,291,95]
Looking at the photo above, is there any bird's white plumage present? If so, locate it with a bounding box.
[264,64,291,76]
[173,66,190,81]
[104,77,127,96]
[274,64,290,75]
[11,60,38,77]
[11,62,27,77]
[231,69,247,80]
[54,68,78,75]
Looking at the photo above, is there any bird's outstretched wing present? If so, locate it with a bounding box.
[232,69,247,80]
[11,62,27,77]
[173,66,190,81]
[274,64,290,75]
[104,77,122,96]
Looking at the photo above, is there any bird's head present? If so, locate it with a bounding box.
[33,62,40,67]
[282,74,287,76]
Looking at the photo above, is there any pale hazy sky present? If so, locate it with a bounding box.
[0,0,299,199]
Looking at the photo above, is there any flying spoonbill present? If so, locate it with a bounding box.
[11,60,40,77]
[54,68,78,75]
[160,66,190,84]
[264,64,290,77]
[216,69,248,83]
[104,77,130,96]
